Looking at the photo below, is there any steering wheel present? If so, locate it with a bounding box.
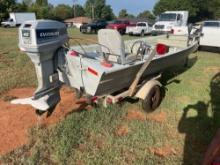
[131,41,150,59]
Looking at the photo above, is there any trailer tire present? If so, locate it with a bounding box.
[142,85,161,112]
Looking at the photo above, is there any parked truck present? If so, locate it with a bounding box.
[152,11,189,35]
[80,20,107,34]
[126,22,152,36]
[1,12,36,27]
[107,20,135,34]
[200,20,220,49]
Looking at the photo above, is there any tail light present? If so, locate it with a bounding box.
[156,43,169,55]
[106,97,113,104]
[171,29,174,34]
[101,60,113,68]
[69,50,79,56]
[91,96,98,103]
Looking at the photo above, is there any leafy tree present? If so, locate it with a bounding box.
[14,2,28,12]
[73,4,85,17]
[118,9,134,18]
[153,0,181,16]
[36,0,48,6]
[29,3,54,19]
[84,0,114,20]
[0,0,16,21]
[137,10,155,20]
[118,9,128,18]
[53,4,73,20]
[100,5,115,20]
[23,0,33,7]
[208,0,220,19]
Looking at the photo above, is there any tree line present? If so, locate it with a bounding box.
[0,0,155,22]
[0,0,219,23]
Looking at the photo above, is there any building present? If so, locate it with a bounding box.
[64,17,92,28]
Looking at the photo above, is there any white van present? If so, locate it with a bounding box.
[1,12,36,27]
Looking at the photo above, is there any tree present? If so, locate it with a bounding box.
[208,0,220,19]
[137,10,155,20]
[0,0,16,21]
[14,2,28,12]
[118,9,134,18]
[101,5,115,20]
[36,0,48,6]
[84,0,114,20]
[153,0,181,16]
[23,0,33,7]
[53,4,73,20]
[73,4,85,17]
[118,9,128,18]
[29,2,54,19]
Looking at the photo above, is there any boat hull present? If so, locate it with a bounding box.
[94,43,198,96]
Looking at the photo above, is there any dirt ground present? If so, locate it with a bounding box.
[0,87,89,155]
[149,145,178,158]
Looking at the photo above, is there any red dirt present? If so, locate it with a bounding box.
[203,66,220,74]
[115,125,129,137]
[0,87,90,155]
[78,143,87,153]
[149,145,177,158]
[76,160,84,165]
[126,109,167,123]
[146,111,167,123]
[126,110,146,121]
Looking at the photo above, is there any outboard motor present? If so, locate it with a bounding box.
[11,20,68,111]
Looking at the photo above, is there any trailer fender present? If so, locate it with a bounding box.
[135,80,162,100]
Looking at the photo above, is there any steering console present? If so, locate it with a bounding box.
[131,41,150,59]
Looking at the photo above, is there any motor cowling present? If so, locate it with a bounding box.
[12,20,69,111]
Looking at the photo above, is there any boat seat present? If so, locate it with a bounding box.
[98,29,138,64]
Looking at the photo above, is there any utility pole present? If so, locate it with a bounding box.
[91,4,95,20]
[73,0,78,17]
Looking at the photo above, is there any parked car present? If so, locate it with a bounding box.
[107,20,135,34]
[126,22,152,36]
[200,20,220,49]
[80,20,107,33]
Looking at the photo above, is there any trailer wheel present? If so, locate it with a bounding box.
[35,109,45,116]
[142,85,161,112]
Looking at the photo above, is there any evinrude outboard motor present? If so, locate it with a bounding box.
[11,20,68,111]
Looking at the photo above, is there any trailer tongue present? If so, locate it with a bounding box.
[11,20,200,113]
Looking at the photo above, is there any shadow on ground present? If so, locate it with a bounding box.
[178,72,220,165]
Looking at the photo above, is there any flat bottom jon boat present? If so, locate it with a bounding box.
[11,20,201,113]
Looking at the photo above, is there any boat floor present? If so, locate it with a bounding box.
[70,35,188,72]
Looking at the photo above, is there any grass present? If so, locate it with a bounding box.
[0,27,220,164]
[0,27,36,95]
